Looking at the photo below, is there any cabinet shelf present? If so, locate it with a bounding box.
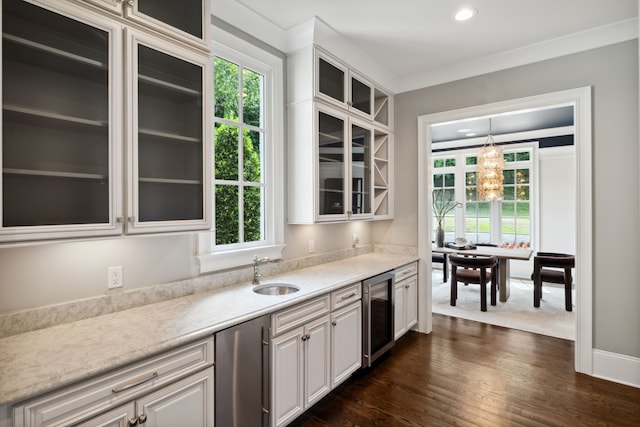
[139,177,201,185]
[139,73,201,97]
[3,33,107,70]
[139,127,201,143]
[3,104,107,131]
[4,168,107,181]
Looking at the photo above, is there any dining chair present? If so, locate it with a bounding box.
[449,254,498,311]
[531,252,575,311]
[432,249,448,283]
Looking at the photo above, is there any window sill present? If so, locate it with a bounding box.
[196,234,285,273]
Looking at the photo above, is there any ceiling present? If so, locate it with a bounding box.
[233,0,637,89]
[229,0,636,140]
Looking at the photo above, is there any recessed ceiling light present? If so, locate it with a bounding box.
[458,128,471,133]
[466,133,477,137]
[454,8,477,22]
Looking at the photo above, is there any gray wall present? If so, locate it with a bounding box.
[374,40,640,358]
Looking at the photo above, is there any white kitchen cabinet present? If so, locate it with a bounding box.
[0,0,211,243]
[75,370,214,427]
[81,0,209,51]
[271,314,331,427]
[331,301,362,387]
[12,337,214,427]
[288,103,376,223]
[394,262,418,340]
[271,284,362,427]
[287,45,393,224]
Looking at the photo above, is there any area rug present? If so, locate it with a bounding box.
[431,272,576,340]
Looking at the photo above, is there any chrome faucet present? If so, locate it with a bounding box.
[252,255,271,285]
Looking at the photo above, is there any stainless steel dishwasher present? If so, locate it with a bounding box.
[215,314,271,427]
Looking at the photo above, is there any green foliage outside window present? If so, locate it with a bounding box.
[214,57,264,245]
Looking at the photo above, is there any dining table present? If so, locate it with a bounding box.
[432,244,533,302]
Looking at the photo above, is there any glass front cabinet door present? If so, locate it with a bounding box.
[316,106,373,222]
[81,0,209,51]
[126,30,211,234]
[1,0,122,242]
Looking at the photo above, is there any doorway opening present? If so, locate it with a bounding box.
[416,87,593,374]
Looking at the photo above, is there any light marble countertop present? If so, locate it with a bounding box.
[0,252,417,406]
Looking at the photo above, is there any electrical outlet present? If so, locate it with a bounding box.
[108,266,123,290]
[308,239,315,253]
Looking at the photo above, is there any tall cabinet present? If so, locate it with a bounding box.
[0,0,211,242]
[287,46,394,224]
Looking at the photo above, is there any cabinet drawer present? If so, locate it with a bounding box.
[331,283,362,310]
[271,295,331,336]
[395,262,417,280]
[13,337,214,427]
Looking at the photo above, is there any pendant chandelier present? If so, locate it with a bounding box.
[477,118,504,201]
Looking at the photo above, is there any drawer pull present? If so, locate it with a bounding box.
[340,292,356,300]
[112,371,158,393]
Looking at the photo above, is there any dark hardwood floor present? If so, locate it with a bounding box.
[291,314,640,426]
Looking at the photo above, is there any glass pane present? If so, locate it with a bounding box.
[318,111,344,215]
[517,185,529,201]
[466,171,477,185]
[466,156,477,165]
[445,158,456,167]
[502,202,515,216]
[516,151,530,161]
[243,129,262,182]
[504,152,515,162]
[2,0,111,226]
[215,123,239,181]
[215,185,239,244]
[465,203,477,215]
[214,57,239,120]
[466,186,477,202]
[433,174,443,187]
[351,124,371,214]
[244,185,263,242]
[351,77,371,114]
[478,202,490,216]
[503,186,514,201]
[517,169,530,184]
[434,159,444,168]
[503,169,515,185]
[137,0,202,38]
[518,202,530,217]
[444,173,455,187]
[243,68,263,127]
[318,57,344,102]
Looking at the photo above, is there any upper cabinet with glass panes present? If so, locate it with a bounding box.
[82,0,210,51]
[0,0,210,243]
[288,46,393,129]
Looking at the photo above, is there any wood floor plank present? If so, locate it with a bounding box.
[290,314,640,427]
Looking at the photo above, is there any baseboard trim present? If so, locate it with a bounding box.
[592,349,640,389]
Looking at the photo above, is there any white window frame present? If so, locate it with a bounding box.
[432,142,537,248]
[197,27,285,273]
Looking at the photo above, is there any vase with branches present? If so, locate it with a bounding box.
[432,189,462,247]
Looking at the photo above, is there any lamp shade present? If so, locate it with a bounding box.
[477,135,504,201]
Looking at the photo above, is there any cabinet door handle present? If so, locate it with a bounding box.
[340,293,356,300]
[405,285,410,289]
[112,371,158,393]
[127,0,135,7]
[128,418,138,426]
[332,321,337,326]
[138,414,147,424]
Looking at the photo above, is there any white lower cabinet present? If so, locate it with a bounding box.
[76,370,214,427]
[271,314,331,427]
[331,302,362,387]
[12,337,214,427]
[394,262,418,340]
[271,284,362,427]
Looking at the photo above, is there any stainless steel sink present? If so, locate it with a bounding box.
[253,283,300,295]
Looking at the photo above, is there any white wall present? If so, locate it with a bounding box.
[378,40,639,358]
[511,145,576,278]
